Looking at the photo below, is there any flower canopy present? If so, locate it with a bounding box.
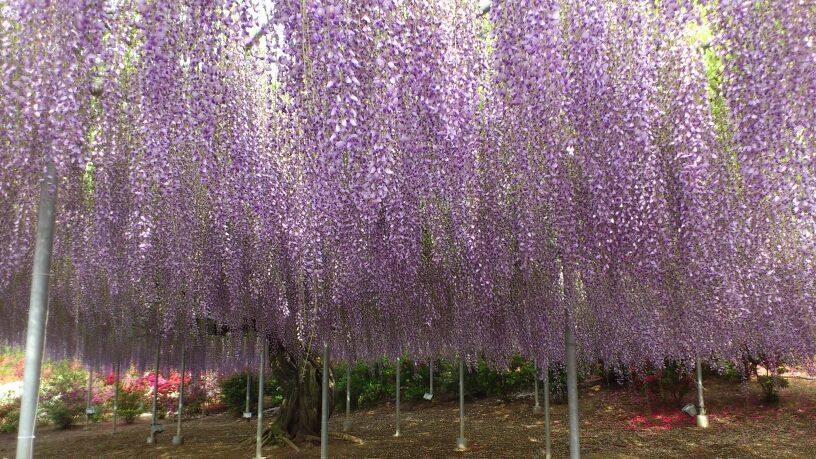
[0,0,813,373]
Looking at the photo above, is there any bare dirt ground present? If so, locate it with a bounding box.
[2,376,816,458]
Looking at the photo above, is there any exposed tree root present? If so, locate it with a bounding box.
[257,423,302,450]
[279,435,301,452]
[331,432,365,445]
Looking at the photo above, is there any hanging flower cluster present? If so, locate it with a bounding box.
[0,0,813,374]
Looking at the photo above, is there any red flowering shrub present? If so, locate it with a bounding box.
[0,349,222,427]
[103,368,197,419]
[102,367,147,423]
[637,361,694,406]
[139,371,193,417]
[13,360,24,380]
[0,399,20,433]
[189,372,225,414]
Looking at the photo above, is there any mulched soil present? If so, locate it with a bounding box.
[2,376,815,458]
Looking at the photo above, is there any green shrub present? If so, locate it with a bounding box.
[545,365,570,404]
[0,401,20,433]
[335,358,433,410]
[183,384,208,415]
[598,362,635,388]
[640,360,694,406]
[42,398,84,429]
[219,372,283,416]
[357,363,393,406]
[333,360,389,410]
[115,389,144,424]
[462,356,537,401]
[660,360,694,405]
[40,362,87,429]
[334,355,570,411]
[403,361,431,401]
[713,361,745,383]
[758,368,789,403]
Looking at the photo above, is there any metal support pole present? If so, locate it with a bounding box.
[201,338,208,417]
[173,346,186,445]
[429,360,433,396]
[255,338,266,459]
[565,308,580,459]
[244,370,252,420]
[543,364,552,459]
[457,357,466,450]
[696,357,708,428]
[243,336,252,419]
[320,344,330,459]
[85,367,94,428]
[15,161,57,459]
[147,336,163,444]
[113,363,120,434]
[342,363,351,431]
[424,360,434,400]
[394,357,401,437]
[533,360,542,414]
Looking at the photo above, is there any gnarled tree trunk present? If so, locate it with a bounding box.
[269,349,334,441]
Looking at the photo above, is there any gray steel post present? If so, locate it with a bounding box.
[113,363,120,434]
[342,363,351,431]
[85,367,93,428]
[566,308,580,459]
[543,365,552,459]
[243,336,252,419]
[457,357,466,450]
[395,357,401,437]
[696,357,708,428]
[320,344,330,459]
[15,161,57,459]
[245,370,252,419]
[255,338,266,459]
[147,335,162,444]
[173,346,186,445]
[424,360,434,400]
[533,360,541,413]
[429,360,433,397]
